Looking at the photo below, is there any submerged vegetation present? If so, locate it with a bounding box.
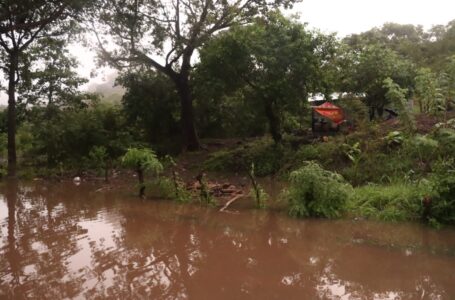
[1,1,455,227]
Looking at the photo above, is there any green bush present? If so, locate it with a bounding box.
[122,148,163,174]
[433,128,455,157]
[348,182,432,222]
[294,141,344,171]
[294,144,319,161]
[88,146,108,175]
[338,98,369,127]
[404,135,439,165]
[150,177,192,202]
[428,161,455,225]
[285,161,352,218]
[204,138,285,176]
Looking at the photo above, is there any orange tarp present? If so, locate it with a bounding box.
[313,102,345,124]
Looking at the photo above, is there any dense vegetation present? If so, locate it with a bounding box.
[1,1,455,227]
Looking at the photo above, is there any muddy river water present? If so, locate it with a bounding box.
[0,180,455,299]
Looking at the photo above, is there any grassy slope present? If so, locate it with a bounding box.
[189,112,455,225]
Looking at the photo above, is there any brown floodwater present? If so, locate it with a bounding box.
[1,180,455,300]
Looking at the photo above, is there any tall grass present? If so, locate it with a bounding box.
[348,182,432,222]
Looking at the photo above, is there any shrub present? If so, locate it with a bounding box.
[294,144,319,161]
[122,148,163,197]
[433,128,455,157]
[88,146,108,177]
[348,182,432,222]
[384,131,405,147]
[402,135,439,170]
[204,138,285,176]
[151,177,192,203]
[428,161,455,225]
[122,148,163,175]
[285,161,352,218]
[338,98,369,127]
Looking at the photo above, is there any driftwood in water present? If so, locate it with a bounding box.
[219,193,244,212]
[188,180,242,197]
[188,174,245,209]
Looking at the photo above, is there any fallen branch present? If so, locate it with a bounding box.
[95,186,112,193]
[219,193,244,212]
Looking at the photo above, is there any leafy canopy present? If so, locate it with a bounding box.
[122,148,163,174]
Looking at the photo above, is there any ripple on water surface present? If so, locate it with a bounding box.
[0,181,455,299]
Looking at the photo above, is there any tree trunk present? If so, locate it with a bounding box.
[175,76,200,151]
[377,105,384,118]
[264,99,282,143]
[369,107,375,121]
[7,51,19,178]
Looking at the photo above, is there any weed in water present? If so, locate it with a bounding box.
[285,161,352,219]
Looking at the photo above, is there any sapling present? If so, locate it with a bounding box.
[248,163,268,209]
[196,172,214,204]
[122,148,163,197]
[89,146,109,182]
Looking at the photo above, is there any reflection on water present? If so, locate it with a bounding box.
[1,181,455,299]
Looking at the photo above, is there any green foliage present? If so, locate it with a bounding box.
[204,138,286,176]
[342,142,362,184]
[153,177,192,203]
[122,148,163,174]
[19,37,94,109]
[197,174,215,205]
[21,104,135,172]
[286,161,352,218]
[294,144,320,161]
[342,45,415,118]
[435,118,455,130]
[95,0,299,149]
[88,146,108,174]
[383,77,415,132]
[414,68,444,114]
[433,127,455,157]
[342,142,361,164]
[338,98,369,127]
[16,122,36,163]
[196,12,337,142]
[428,161,455,225]
[348,182,432,222]
[249,188,268,209]
[0,133,7,177]
[118,71,181,153]
[439,55,455,108]
[248,163,268,209]
[405,135,439,165]
[384,131,405,147]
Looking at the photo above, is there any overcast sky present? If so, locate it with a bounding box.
[2,0,455,104]
[293,0,455,36]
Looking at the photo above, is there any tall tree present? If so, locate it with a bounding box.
[118,70,181,148]
[342,45,415,119]
[0,0,86,177]
[92,0,297,150]
[18,37,93,114]
[195,12,336,143]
